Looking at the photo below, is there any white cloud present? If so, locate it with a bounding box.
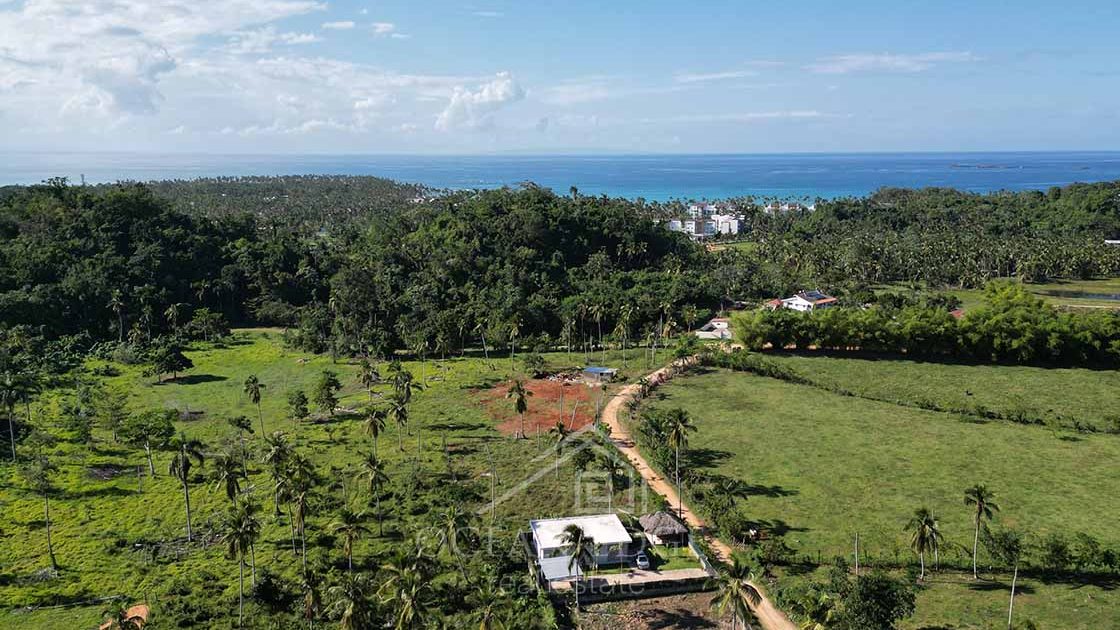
[372,22,397,35]
[435,71,525,131]
[674,69,759,83]
[541,78,614,105]
[641,111,832,124]
[473,10,504,18]
[807,52,979,74]
[227,27,321,55]
[322,20,355,30]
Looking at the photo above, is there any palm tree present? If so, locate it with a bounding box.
[164,302,186,336]
[560,524,596,610]
[508,315,522,368]
[615,304,634,367]
[469,580,509,630]
[227,415,254,476]
[288,452,317,568]
[331,508,371,572]
[964,484,1000,579]
[1,371,19,460]
[709,556,762,630]
[356,451,389,536]
[261,431,292,517]
[436,505,475,584]
[358,359,380,402]
[168,432,206,542]
[548,420,570,478]
[300,567,322,630]
[243,375,266,436]
[386,393,410,451]
[109,289,125,342]
[598,453,622,511]
[363,407,387,456]
[218,499,261,627]
[906,507,943,580]
[211,448,246,503]
[505,379,531,439]
[21,455,58,570]
[379,555,432,630]
[666,408,697,519]
[328,573,375,630]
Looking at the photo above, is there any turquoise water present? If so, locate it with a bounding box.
[4,151,1120,201]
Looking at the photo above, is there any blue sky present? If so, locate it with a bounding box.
[1,0,1117,153]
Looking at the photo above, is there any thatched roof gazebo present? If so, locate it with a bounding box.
[639,510,689,546]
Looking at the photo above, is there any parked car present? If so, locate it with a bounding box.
[635,553,650,570]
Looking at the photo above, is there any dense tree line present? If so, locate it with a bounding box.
[731,283,1120,365]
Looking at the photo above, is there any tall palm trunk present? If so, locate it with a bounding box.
[8,407,16,460]
[676,445,683,519]
[972,517,981,579]
[256,401,265,437]
[238,554,245,627]
[376,492,383,536]
[181,475,194,542]
[919,551,925,580]
[1007,563,1018,629]
[287,503,298,553]
[44,495,57,570]
[250,542,257,586]
[144,441,155,476]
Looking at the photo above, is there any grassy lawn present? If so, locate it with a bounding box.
[761,352,1120,431]
[1,330,674,628]
[876,277,1120,312]
[647,545,701,572]
[646,367,1120,629]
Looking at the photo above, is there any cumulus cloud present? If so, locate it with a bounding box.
[0,0,327,120]
[807,51,979,74]
[226,27,321,54]
[322,20,355,30]
[435,72,525,131]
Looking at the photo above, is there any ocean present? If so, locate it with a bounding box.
[3,151,1120,201]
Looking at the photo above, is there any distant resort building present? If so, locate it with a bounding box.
[767,290,838,312]
[666,203,740,239]
[764,201,811,214]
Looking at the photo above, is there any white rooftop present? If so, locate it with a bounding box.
[530,514,632,550]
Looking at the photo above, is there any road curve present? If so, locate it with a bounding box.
[601,359,798,630]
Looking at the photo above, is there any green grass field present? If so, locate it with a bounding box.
[1,330,673,628]
[877,277,1120,312]
[646,367,1120,629]
[761,352,1120,431]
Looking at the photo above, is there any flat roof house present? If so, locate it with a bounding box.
[781,290,838,312]
[530,514,636,580]
[582,366,618,383]
[694,317,732,340]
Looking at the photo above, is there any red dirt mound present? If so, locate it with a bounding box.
[477,376,605,437]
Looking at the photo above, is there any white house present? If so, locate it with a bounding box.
[694,317,732,340]
[779,290,838,312]
[669,204,740,239]
[530,514,636,581]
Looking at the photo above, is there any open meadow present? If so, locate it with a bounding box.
[643,365,1120,629]
[1,329,671,629]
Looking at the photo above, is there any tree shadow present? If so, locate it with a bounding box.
[156,374,228,386]
[742,483,798,498]
[427,422,489,432]
[681,447,733,469]
[967,580,1036,595]
[646,609,719,629]
[66,485,136,500]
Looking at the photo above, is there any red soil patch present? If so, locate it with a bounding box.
[477,375,604,437]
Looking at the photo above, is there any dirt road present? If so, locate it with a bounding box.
[601,360,797,630]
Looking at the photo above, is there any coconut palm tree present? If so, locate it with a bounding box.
[356,451,389,535]
[227,415,254,476]
[505,379,531,439]
[1,371,20,460]
[331,508,371,572]
[385,393,410,452]
[598,453,623,511]
[168,432,206,542]
[436,504,475,584]
[906,507,943,580]
[508,315,522,368]
[109,289,125,342]
[288,452,317,568]
[357,359,380,402]
[328,573,375,630]
[469,579,509,630]
[709,556,762,630]
[211,448,246,503]
[666,408,697,519]
[560,524,596,610]
[364,407,387,456]
[218,498,261,627]
[548,420,570,478]
[379,555,433,630]
[965,484,1000,579]
[21,455,58,570]
[243,375,266,436]
[261,431,292,517]
[299,567,322,630]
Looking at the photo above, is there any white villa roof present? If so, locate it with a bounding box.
[530,514,632,550]
[539,556,584,581]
